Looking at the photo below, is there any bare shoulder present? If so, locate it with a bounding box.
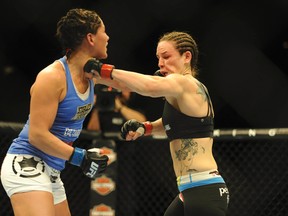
[36,61,66,85]
[170,74,200,90]
[31,60,66,93]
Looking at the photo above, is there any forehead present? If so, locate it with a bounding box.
[156,41,176,55]
[95,24,106,37]
[97,22,105,31]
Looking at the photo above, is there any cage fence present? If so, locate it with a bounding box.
[1,122,288,216]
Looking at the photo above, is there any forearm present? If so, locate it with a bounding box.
[85,59,163,96]
[29,125,108,179]
[112,69,158,96]
[150,118,166,136]
[29,129,73,160]
[96,78,129,91]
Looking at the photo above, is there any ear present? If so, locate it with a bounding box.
[86,33,95,45]
[184,51,192,63]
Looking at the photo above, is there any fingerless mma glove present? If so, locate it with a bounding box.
[69,147,109,179]
[84,58,115,79]
[121,119,153,139]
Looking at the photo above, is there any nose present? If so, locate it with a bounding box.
[158,58,164,68]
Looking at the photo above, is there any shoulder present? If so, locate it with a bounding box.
[166,73,199,90]
[31,60,66,93]
[37,60,65,83]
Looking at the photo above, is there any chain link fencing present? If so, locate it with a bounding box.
[1,122,288,216]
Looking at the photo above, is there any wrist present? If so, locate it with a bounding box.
[69,147,86,166]
[143,121,153,136]
[101,64,115,79]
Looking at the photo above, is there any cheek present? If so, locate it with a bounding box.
[95,35,107,48]
[94,44,108,59]
[165,59,178,67]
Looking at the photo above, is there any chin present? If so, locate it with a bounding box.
[100,54,108,60]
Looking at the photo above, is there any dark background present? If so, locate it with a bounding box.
[0,0,288,129]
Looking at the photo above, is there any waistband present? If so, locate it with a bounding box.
[177,170,225,192]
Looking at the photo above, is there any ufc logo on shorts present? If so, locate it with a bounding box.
[219,187,229,196]
[87,162,99,178]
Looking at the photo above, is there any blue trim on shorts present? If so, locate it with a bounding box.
[178,176,225,192]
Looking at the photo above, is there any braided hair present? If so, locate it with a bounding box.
[55,8,102,58]
[159,31,199,77]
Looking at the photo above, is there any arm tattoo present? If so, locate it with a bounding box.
[196,82,207,102]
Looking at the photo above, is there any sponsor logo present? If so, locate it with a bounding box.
[64,128,81,137]
[219,187,230,204]
[50,168,60,183]
[86,162,99,178]
[90,203,115,216]
[164,124,171,131]
[101,147,117,165]
[12,156,45,178]
[219,187,229,196]
[91,175,116,195]
[72,104,92,120]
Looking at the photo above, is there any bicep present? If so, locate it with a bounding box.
[138,75,183,98]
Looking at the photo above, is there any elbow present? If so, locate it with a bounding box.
[28,127,44,146]
[28,130,37,146]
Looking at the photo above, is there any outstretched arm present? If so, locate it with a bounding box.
[84,59,183,98]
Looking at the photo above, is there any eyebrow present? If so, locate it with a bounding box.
[156,50,168,57]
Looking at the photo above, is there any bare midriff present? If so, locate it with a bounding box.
[170,137,218,177]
